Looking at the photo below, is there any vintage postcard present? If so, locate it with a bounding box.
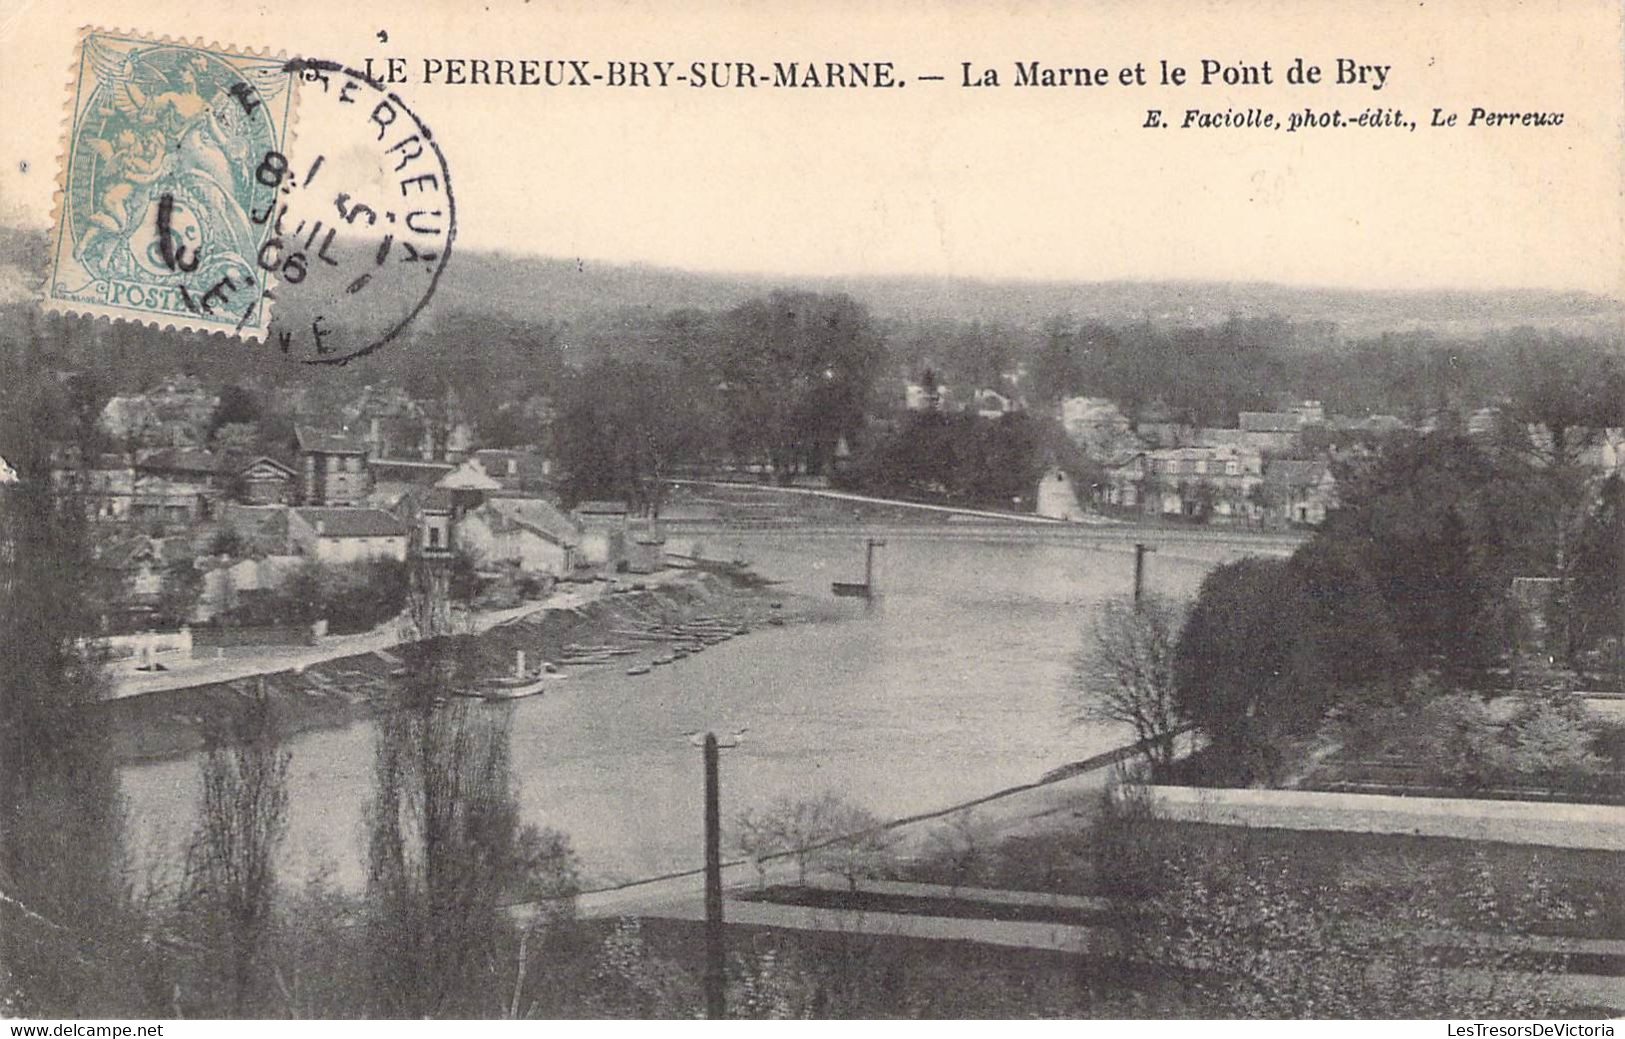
[0,0,1621,1027]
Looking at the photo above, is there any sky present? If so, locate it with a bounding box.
[1,0,1621,295]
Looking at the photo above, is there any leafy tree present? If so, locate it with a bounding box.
[1569,474,1623,666]
[210,384,261,435]
[717,292,885,481]
[1285,536,1405,699]
[1319,432,1531,681]
[554,359,716,513]
[212,421,259,457]
[158,560,204,626]
[0,380,144,1014]
[1173,558,1321,780]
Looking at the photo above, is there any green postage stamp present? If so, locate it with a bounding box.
[46,31,297,337]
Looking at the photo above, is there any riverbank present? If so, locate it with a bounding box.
[98,568,819,764]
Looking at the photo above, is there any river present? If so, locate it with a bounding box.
[119,530,1237,890]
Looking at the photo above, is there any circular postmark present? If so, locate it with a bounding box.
[242,58,456,364]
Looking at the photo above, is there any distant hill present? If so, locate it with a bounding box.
[2,224,1620,340]
[389,247,1625,341]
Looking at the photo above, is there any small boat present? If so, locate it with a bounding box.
[626,665,651,676]
[475,677,549,701]
[652,654,676,666]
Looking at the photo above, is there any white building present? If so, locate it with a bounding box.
[457,496,579,576]
[289,507,409,564]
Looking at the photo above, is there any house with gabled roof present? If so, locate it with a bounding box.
[236,456,297,505]
[1260,458,1338,526]
[288,507,408,563]
[131,448,221,526]
[471,449,550,493]
[457,495,580,576]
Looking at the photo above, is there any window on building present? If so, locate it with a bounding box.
[428,527,441,548]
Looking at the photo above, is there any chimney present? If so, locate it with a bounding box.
[314,518,325,535]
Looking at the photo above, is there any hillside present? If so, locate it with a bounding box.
[2,224,1620,339]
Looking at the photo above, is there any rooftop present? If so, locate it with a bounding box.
[294,427,367,455]
[481,495,580,546]
[1263,459,1332,487]
[294,507,409,538]
[138,448,219,474]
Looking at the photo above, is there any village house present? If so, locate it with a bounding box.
[196,553,305,623]
[470,449,551,493]
[457,495,580,577]
[1104,444,1265,523]
[131,448,220,527]
[293,427,371,506]
[1102,451,1147,510]
[1260,458,1338,526]
[93,534,196,628]
[53,453,136,521]
[235,456,297,505]
[368,458,456,508]
[383,485,456,560]
[219,503,296,555]
[288,507,409,563]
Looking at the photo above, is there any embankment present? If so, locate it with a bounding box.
[98,571,808,764]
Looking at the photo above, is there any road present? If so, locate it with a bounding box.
[107,585,603,700]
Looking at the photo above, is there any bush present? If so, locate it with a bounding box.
[320,559,409,634]
[268,559,408,634]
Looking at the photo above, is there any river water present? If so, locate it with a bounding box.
[120,531,1227,889]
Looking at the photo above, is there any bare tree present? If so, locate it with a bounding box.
[814,802,897,893]
[734,794,844,886]
[181,691,290,1015]
[734,793,895,890]
[1074,594,1185,779]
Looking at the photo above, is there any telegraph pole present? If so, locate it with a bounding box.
[703,732,725,1019]
[1133,542,1155,605]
